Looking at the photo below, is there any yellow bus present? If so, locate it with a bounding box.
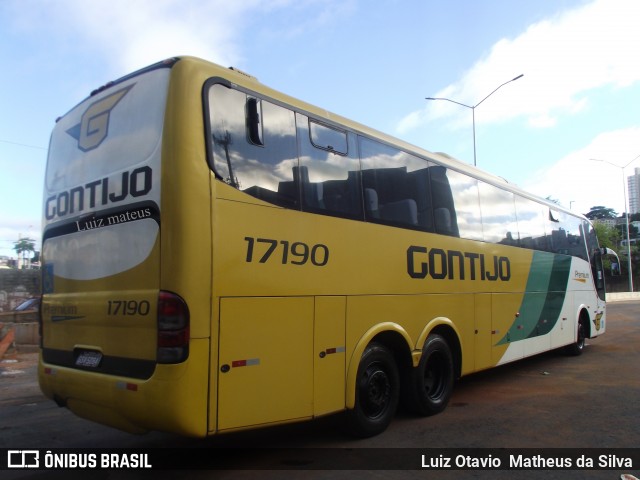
[39,56,607,438]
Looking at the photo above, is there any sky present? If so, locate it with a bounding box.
[1,0,640,258]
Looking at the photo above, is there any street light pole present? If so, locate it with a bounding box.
[426,74,523,167]
[590,155,640,292]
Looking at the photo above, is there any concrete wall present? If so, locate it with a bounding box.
[0,269,40,312]
[0,269,41,354]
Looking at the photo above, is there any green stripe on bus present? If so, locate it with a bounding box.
[497,252,571,345]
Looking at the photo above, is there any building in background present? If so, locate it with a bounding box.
[628,167,640,215]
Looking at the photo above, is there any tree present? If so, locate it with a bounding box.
[13,237,36,269]
[593,222,620,251]
[585,206,617,220]
[593,218,640,280]
[616,223,639,240]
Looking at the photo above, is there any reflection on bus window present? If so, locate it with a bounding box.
[208,82,594,260]
[515,196,548,251]
[309,119,348,154]
[359,137,432,230]
[298,113,362,219]
[445,169,482,241]
[479,182,518,245]
[209,84,298,208]
[549,210,588,261]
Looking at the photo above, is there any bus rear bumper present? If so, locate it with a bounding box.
[38,338,210,437]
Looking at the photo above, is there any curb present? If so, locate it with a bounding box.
[606,292,640,302]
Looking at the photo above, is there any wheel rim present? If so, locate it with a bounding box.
[360,364,392,419]
[423,352,448,400]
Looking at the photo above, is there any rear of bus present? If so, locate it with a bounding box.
[39,58,210,436]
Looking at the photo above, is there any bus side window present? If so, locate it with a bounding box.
[246,97,264,146]
[586,223,607,300]
[547,210,588,260]
[207,84,298,209]
[297,113,362,219]
[514,195,548,251]
[428,166,460,237]
[309,119,348,154]
[478,181,518,245]
[439,168,482,240]
[359,136,432,231]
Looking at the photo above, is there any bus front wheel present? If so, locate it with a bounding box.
[346,342,399,438]
[565,319,586,356]
[404,334,454,416]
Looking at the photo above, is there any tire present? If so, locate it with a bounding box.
[404,334,454,416]
[565,319,586,356]
[346,342,400,438]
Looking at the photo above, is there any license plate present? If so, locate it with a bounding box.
[75,350,103,368]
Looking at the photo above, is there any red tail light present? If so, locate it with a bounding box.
[157,291,190,363]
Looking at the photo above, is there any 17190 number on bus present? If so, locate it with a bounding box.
[244,237,329,266]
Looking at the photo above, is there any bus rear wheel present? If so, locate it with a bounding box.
[404,334,454,416]
[346,342,399,438]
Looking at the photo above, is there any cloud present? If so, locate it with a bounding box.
[8,0,350,75]
[398,0,640,134]
[0,0,356,257]
[51,0,264,72]
[396,110,426,135]
[522,127,640,215]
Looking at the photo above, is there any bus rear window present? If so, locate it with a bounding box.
[46,69,170,194]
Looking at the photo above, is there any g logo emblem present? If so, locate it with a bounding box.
[67,84,134,152]
[594,313,602,330]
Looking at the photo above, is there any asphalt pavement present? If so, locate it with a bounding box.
[1,300,639,480]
